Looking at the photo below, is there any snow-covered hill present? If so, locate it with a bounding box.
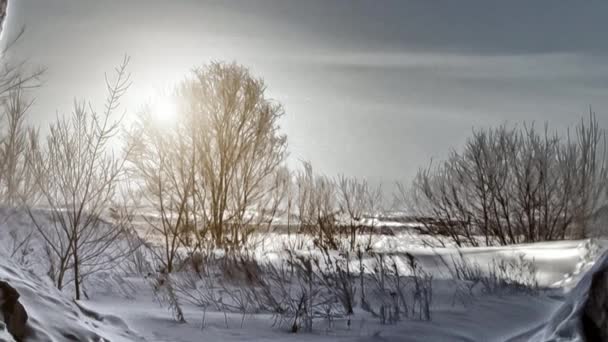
[0,250,144,341]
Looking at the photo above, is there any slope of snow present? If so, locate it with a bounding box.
[523,250,608,341]
[0,208,144,341]
[0,252,144,341]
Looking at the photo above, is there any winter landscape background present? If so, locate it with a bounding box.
[1,1,608,341]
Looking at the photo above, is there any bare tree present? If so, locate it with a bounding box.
[0,86,39,206]
[337,175,366,250]
[0,12,44,206]
[27,57,132,299]
[127,105,200,273]
[294,162,339,249]
[0,19,45,99]
[408,113,608,246]
[336,175,383,250]
[244,165,291,248]
[128,61,289,267]
[178,62,288,248]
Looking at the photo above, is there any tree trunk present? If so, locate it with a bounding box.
[73,235,81,300]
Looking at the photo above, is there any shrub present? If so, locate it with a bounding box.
[408,114,608,246]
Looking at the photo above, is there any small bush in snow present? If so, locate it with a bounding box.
[481,254,539,295]
[151,272,186,323]
[364,252,433,324]
[446,251,539,304]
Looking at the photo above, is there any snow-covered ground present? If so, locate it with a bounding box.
[0,246,144,341]
[87,283,556,342]
[84,240,600,342]
[0,208,605,341]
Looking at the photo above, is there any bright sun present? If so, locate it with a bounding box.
[151,96,177,124]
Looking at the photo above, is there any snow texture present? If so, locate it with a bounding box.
[0,207,606,341]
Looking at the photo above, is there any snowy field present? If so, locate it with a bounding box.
[0,208,605,341]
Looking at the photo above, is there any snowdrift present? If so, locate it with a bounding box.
[0,253,144,342]
[528,248,608,341]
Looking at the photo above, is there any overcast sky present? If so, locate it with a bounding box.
[4,0,608,183]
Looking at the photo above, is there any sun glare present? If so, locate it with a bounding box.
[151,96,177,124]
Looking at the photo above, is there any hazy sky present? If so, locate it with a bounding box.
[4,0,608,183]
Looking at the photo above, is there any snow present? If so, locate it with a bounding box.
[88,287,558,342]
[525,248,608,342]
[0,248,144,341]
[82,238,602,342]
[0,207,606,341]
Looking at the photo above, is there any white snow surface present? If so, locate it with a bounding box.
[82,239,608,342]
[525,247,608,342]
[0,249,144,341]
[0,207,607,341]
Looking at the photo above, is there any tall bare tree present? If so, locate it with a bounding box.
[0,4,44,204]
[179,62,288,248]
[0,86,39,206]
[27,57,132,299]
[128,105,200,273]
